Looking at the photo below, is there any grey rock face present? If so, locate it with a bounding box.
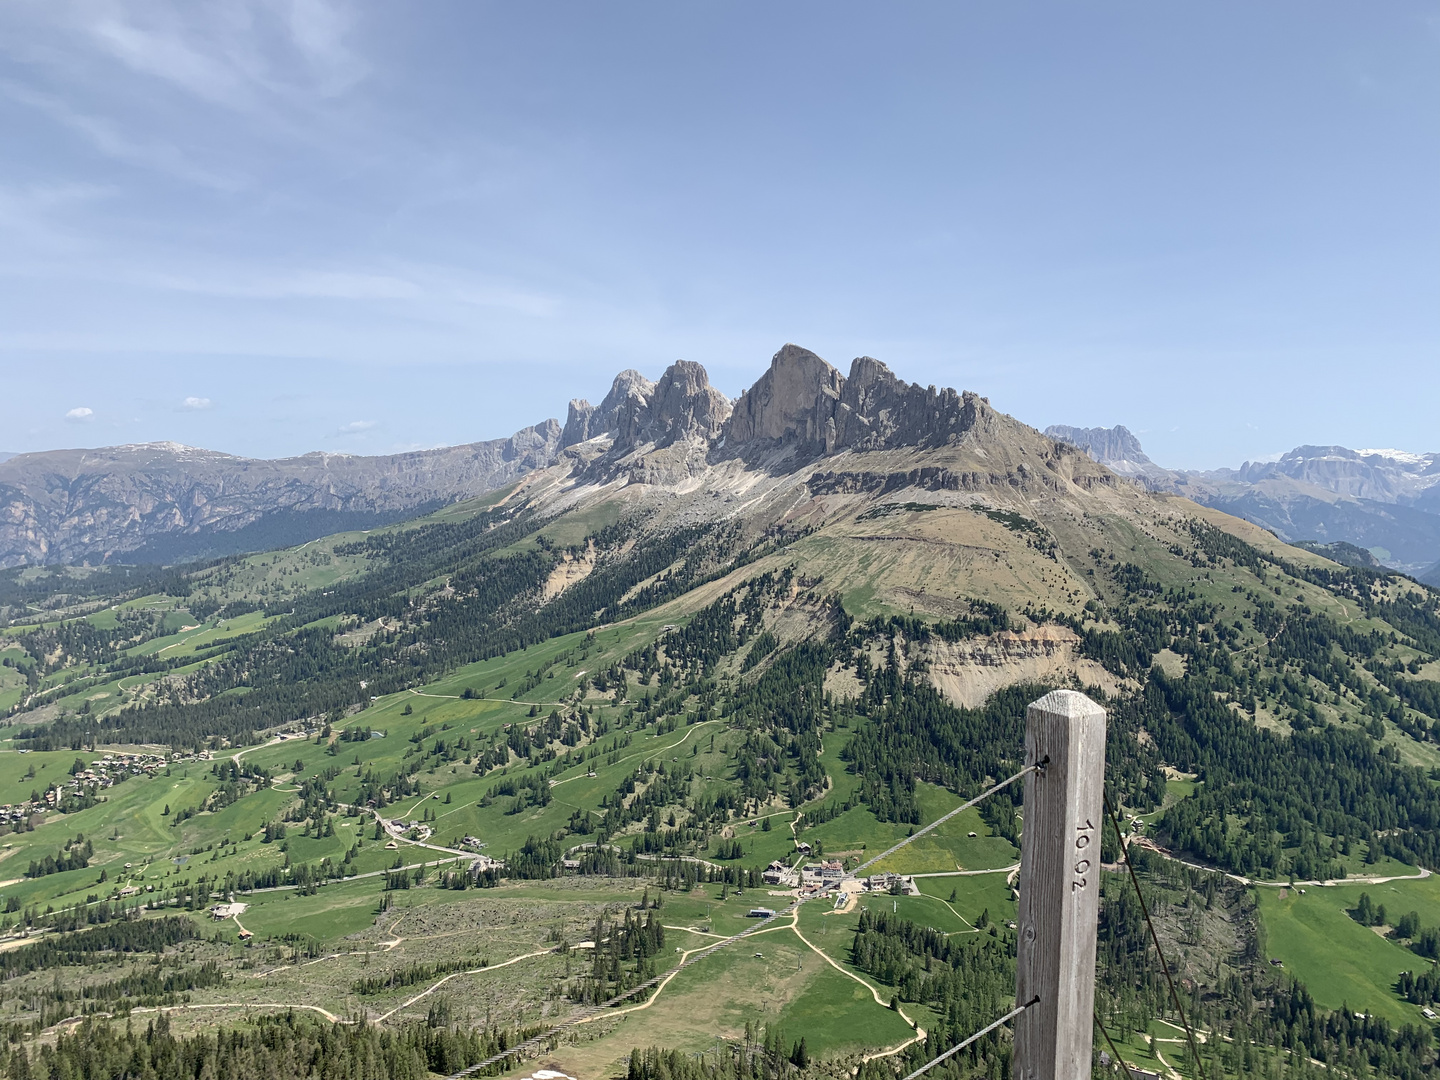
[574,360,733,486]
[723,344,844,452]
[832,355,981,452]
[561,400,599,449]
[625,360,731,450]
[560,369,656,449]
[1043,425,1176,489]
[1230,445,1440,503]
[1045,425,1148,468]
[721,345,984,457]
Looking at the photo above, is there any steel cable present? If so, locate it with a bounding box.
[1102,789,1207,1080]
[898,997,1038,1080]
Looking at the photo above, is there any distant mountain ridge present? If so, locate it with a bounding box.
[1042,424,1174,488]
[0,346,1037,568]
[0,426,561,568]
[1045,425,1440,584]
[8,351,1440,588]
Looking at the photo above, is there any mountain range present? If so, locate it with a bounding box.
[0,346,1036,569]
[7,344,1440,1073]
[0,424,562,567]
[1046,425,1440,585]
[3,352,1439,592]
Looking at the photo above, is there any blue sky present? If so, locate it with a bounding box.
[1,2,1436,469]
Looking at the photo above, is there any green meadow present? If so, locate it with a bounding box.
[1257,876,1440,1024]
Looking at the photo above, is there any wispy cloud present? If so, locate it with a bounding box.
[78,0,367,111]
[182,396,212,410]
[0,81,240,189]
[0,0,371,185]
[154,269,422,300]
[65,406,94,421]
[453,283,560,318]
[335,420,375,435]
[0,181,111,251]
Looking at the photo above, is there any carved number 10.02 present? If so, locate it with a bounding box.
[1072,819,1095,891]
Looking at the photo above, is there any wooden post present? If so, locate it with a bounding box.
[1014,689,1107,1080]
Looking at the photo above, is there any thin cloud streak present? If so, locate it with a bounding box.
[1,80,242,189]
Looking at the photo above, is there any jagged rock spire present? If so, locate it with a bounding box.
[717,344,985,457]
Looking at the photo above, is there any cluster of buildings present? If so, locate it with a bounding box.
[860,872,921,896]
[10,750,206,819]
[800,861,846,892]
[389,818,432,841]
[762,860,797,886]
[759,858,919,898]
[71,751,178,787]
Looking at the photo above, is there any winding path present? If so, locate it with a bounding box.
[792,923,923,1035]
[1135,837,1432,888]
[374,943,596,1023]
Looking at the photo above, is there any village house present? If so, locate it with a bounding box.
[761,860,796,886]
[863,873,920,896]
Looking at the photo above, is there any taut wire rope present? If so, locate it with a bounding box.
[1103,788,1207,1080]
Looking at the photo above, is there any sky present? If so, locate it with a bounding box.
[0,2,1437,471]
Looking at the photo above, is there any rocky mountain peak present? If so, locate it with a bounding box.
[1045,424,1148,466]
[722,344,843,452]
[721,345,986,457]
[1044,424,1175,490]
[0,344,1069,567]
[1232,444,1440,503]
[561,369,657,448]
[642,360,731,448]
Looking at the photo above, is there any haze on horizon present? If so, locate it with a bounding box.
[1,1,1436,471]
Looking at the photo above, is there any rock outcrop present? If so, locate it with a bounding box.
[619,360,731,451]
[560,370,656,449]
[721,344,985,457]
[922,625,1120,708]
[1044,424,1176,489]
[722,344,845,454]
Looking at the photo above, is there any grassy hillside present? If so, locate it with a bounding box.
[0,423,1438,1078]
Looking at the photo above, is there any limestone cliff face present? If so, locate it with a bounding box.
[1043,424,1175,489]
[620,360,731,450]
[832,355,982,452]
[720,344,985,457]
[581,360,734,486]
[561,370,656,449]
[920,626,1121,709]
[721,344,844,453]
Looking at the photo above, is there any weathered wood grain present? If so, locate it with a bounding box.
[1014,689,1107,1080]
